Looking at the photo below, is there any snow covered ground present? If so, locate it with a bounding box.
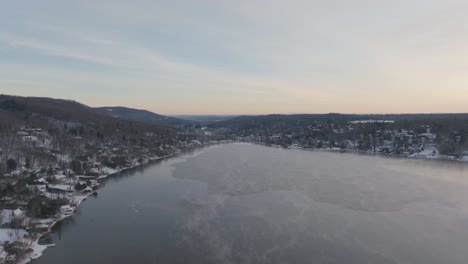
[101,166,118,175]
[410,145,439,158]
[0,228,27,242]
[0,210,13,226]
[18,241,50,264]
[0,228,30,263]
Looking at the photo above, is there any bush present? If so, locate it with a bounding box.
[7,159,17,171]
[111,156,127,168]
[75,182,86,191]
[25,175,37,185]
[27,197,69,217]
[439,142,461,156]
[69,160,82,174]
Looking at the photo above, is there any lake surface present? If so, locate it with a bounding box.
[33,143,468,264]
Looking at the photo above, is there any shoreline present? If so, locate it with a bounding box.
[18,139,465,263]
[20,140,234,263]
[20,153,176,264]
[249,141,468,163]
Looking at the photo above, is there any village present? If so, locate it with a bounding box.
[0,126,209,264]
[231,120,468,161]
[1,115,468,263]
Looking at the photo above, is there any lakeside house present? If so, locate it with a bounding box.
[60,205,74,215]
[48,184,74,193]
[83,187,93,194]
[13,209,24,219]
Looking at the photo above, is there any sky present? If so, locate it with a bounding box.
[1,0,468,115]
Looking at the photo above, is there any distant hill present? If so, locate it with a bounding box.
[209,113,468,133]
[0,95,99,123]
[173,115,238,123]
[0,94,175,139]
[95,107,192,127]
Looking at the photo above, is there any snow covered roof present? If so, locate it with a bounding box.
[13,208,24,218]
[37,178,48,183]
[48,184,74,192]
[17,131,29,136]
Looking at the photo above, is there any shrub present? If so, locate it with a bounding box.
[7,159,17,171]
[69,160,82,174]
[75,182,86,191]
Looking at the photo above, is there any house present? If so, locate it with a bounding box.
[13,209,24,219]
[0,197,13,203]
[83,187,93,194]
[37,178,48,184]
[60,205,74,215]
[16,131,29,137]
[48,184,74,192]
[31,223,50,232]
[33,185,47,193]
[21,136,38,142]
[54,174,67,181]
[88,180,99,188]
[30,219,54,232]
[24,128,43,134]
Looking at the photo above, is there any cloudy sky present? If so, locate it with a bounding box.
[1,0,468,115]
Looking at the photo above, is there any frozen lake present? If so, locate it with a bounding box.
[33,143,468,264]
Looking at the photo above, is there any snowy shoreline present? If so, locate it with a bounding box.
[17,140,234,264]
[259,142,468,163]
[18,153,174,264]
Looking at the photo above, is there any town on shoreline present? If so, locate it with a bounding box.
[2,138,467,263]
[1,95,468,263]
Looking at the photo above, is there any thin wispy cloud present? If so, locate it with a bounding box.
[1,0,467,114]
[1,27,331,102]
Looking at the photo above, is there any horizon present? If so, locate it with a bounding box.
[2,1,468,115]
[4,92,468,117]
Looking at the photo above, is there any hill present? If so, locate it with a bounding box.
[95,106,192,127]
[0,95,184,176]
[0,95,175,136]
[212,113,468,130]
[173,115,238,123]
